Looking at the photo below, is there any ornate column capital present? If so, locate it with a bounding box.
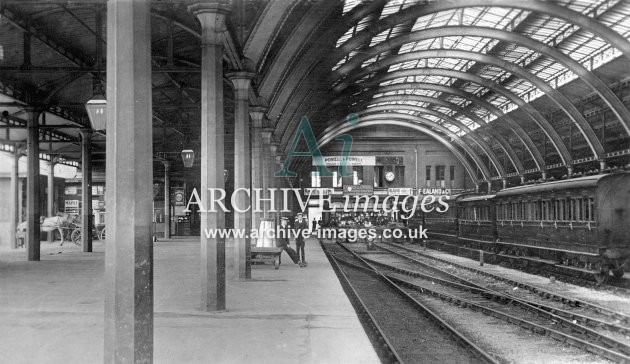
[226,71,255,100]
[249,106,266,128]
[189,1,231,46]
[261,128,273,144]
[162,160,171,171]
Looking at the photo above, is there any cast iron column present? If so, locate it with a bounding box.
[249,106,265,234]
[26,109,40,261]
[163,161,171,239]
[270,142,280,222]
[47,159,55,242]
[9,145,20,249]
[104,1,154,362]
[190,1,230,310]
[80,129,93,252]
[227,71,254,279]
[261,128,273,218]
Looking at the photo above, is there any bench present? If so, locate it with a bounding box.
[251,247,283,270]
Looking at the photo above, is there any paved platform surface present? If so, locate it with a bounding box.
[0,238,379,364]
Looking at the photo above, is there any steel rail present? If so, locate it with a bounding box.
[383,241,630,325]
[384,274,630,364]
[326,242,499,364]
[324,250,404,364]
[346,243,630,362]
[360,250,630,337]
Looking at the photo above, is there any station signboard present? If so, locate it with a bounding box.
[418,188,451,196]
[343,184,374,195]
[64,186,77,195]
[303,188,334,196]
[65,200,79,214]
[173,188,186,206]
[313,156,376,166]
[387,187,413,196]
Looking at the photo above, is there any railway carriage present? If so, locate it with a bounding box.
[424,172,630,281]
[494,173,630,278]
[422,193,470,235]
[457,194,496,243]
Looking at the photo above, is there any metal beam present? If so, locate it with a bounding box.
[264,0,388,125]
[359,104,506,177]
[334,0,630,64]
[318,119,479,182]
[361,95,524,174]
[321,111,493,180]
[333,25,630,138]
[336,48,605,159]
[341,68,572,165]
[343,82,543,169]
[0,113,78,142]
[0,66,200,73]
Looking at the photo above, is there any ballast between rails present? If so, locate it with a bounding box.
[385,241,630,326]
[323,247,404,364]
[347,242,630,363]
[361,244,630,358]
[330,242,501,364]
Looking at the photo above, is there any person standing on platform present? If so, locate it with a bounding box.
[294,213,309,267]
[311,218,317,232]
[278,217,300,265]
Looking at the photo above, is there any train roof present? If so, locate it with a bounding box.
[495,172,629,198]
[450,192,476,201]
[458,194,496,203]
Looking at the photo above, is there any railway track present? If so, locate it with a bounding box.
[426,235,630,292]
[321,241,499,364]
[383,241,630,330]
[348,241,630,363]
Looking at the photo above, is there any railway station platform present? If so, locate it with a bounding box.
[0,238,379,364]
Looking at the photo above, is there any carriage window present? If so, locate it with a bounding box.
[541,201,548,221]
[566,198,573,221]
[512,202,518,220]
[589,197,595,221]
[549,199,556,221]
[510,202,518,220]
[577,198,584,221]
[584,198,590,221]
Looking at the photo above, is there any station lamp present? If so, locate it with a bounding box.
[85,92,107,131]
[181,149,195,168]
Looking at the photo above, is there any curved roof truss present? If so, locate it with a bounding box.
[336,48,605,158]
[277,0,630,180]
[340,82,544,170]
[362,95,525,174]
[332,25,630,137]
[320,111,494,180]
[319,118,480,181]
